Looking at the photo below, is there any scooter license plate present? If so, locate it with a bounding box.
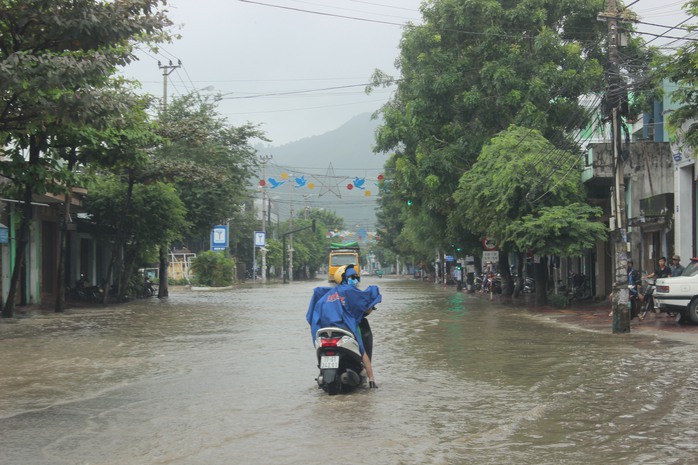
[320,355,339,369]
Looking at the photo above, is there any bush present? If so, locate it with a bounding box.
[190,251,235,287]
[547,292,570,309]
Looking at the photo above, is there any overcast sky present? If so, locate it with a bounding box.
[122,0,694,147]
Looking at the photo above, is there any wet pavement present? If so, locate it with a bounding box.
[2,277,698,465]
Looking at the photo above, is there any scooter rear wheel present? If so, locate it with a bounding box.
[326,378,341,396]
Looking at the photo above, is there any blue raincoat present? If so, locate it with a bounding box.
[306,283,382,355]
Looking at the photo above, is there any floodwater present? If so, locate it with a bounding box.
[2,277,698,464]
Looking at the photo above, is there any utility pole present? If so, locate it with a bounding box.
[260,155,272,282]
[288,185,294,282]
[602,0,630,333]
[158,60,181,114]
[156,59,180,298]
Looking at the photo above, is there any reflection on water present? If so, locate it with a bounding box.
[2,278,698,464]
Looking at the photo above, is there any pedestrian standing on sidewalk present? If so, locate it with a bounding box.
[670,255,685,277]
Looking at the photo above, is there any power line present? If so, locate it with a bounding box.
[633,19,689,30]
[220,98,389,115]
[237,0,520,38]
[644,14,695,45]
[348,0,419,12]
[237,0,413,27]
[219,82,393,99]
[284,0,420,21]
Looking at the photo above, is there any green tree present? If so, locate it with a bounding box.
[307,209,345,233]
[279,216,325,280]
[454,125,607,302]
[83,175,188,300]
[190,251,235,287]
[663,1,698,147]
[0,0,171,317]
[370,0,606,258]
[157,93,265,236]
[264,238,283,278]
[369,0,656,264]
[374,157,435,274]
[155,93,265,292]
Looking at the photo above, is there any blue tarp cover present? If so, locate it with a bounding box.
[306,284,382,355]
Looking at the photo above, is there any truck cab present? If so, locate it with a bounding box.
[328,242,360,282]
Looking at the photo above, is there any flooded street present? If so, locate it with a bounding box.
[2,277,698,464]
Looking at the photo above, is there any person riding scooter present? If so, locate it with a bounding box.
[343,265,375,362]
[306,265,381,388]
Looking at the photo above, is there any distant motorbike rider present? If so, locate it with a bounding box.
[306,265,381,388]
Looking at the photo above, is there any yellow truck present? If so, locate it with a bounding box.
[328,242,360,282]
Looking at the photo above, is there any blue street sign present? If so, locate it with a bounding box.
[211,225,228,251]
[254,231,266,247]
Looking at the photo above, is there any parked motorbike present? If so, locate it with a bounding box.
[639,278,658,320]
[514,274,535,294]
[69,275,102,302]
[487,273,502,294]
[136,276,157,298]
[567,272,588,300]
[523,276,535,293]
[314,327,367,395]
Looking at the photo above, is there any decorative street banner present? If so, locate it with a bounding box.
[211,225,228,251]
[259,164,385,199]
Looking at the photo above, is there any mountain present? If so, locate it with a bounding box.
[256,113,389,229]
[256,112,386,170]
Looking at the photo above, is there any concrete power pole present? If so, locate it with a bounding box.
[260,155,272,282]
[158,60,181,113]
[603,0,631,333]
[156,59,180,298]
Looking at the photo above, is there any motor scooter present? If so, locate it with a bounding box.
[314,327,367,395]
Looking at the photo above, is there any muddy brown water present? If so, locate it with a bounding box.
[2,277,697,464]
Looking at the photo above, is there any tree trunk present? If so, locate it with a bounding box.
[158,245,168,298]
[54,194,71,312]
[101,173,135,305]
[3,138,40,317]
[499,252,513,296]
[513,252,524,298]
[535,256,548,306]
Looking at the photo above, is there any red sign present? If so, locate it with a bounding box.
[482,237,498,250]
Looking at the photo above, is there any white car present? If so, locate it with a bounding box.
[654,258,698,324]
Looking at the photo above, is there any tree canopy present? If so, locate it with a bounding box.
[0,0,172,315]
[156,93,265,236]
[370,0,608,250]
[663,1,698,148]
[455,125,606,255]
[370,0,659,275]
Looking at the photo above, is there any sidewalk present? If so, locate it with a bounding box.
[529,297,698,338]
